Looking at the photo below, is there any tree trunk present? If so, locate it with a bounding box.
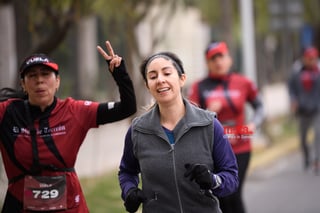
[219,0,235,53]
[12,0,31,87]
[0,4,17,88]
[75,16,98,99]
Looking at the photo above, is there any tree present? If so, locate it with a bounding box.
[93,0,181,111]
[1,0,184,107]
[0,0,80,88]
[304,0,320,49]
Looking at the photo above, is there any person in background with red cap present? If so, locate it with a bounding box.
[288,46,320,175]
[188,41,264,213]
[0,40,136,212]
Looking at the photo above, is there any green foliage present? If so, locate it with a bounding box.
[303,0,320,24]
[28,0,76,30]
[253,0,269,35]
[185,0,271,37]
[184,0,230,24]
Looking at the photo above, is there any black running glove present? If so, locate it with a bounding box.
[184,163,213,190]
[124,187,146,213]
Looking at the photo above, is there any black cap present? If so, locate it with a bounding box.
[20,53,59,78]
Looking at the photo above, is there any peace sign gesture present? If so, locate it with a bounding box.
[97,40,122,72]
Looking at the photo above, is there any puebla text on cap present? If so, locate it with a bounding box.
[20,53,59,78]
[206,42,229,59]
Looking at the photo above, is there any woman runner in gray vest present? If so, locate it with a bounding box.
[118,52,239,213]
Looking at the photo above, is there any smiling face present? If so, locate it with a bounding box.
[145,57,186,106]
[21,65,60,111]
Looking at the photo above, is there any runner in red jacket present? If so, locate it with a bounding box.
[0,41,136,212]
[188,41,264,213]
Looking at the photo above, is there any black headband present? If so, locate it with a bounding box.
[145,54,184,75]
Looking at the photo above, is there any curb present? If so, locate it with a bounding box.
[248,136,299,174]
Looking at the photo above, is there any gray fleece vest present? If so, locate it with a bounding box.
[131,100,222,213]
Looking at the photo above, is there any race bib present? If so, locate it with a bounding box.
[23,175,67,211]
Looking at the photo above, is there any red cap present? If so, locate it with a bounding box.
[206,42,229,59]
[303,47,318,59]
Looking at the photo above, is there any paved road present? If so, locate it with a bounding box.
[244,151,320,213]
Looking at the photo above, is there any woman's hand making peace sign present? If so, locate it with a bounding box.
[97,40,122,72]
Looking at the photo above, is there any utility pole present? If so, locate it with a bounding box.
[239,0,257,84]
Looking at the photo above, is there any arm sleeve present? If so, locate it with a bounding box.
[287,73,298,102]
[249,95,264,128]
[118,126,140,200]
[96,60,137,125]
[246,79,265,128]
[211,118,239,197]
